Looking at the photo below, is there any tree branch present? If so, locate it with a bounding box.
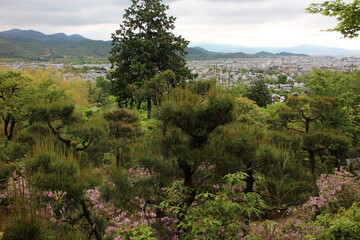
[76,138,94,152]
[286,126,304,133]
[309,111,325,122]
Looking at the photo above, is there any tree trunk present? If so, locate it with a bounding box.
[244,167,255,193]
[336,157,340,171]
[116,150,121,167]
[309,150,316,174]
[81,200,102,240]
[147,97,152,119]
[178,159,196,206]
[3,118,9,140]
[47,122,72,147]
[305,119,310,133]
[3,117,16,141]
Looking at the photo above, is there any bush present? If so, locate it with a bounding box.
[3,207,54,240]
[312,203,360,240]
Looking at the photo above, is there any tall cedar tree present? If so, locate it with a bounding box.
[109,0,192,117]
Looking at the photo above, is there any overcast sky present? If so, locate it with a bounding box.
[0,0,359,49]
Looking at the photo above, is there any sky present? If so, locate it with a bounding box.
[0,0,359,49]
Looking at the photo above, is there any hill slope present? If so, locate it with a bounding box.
[0,29,111,62]
[0,29,310,62]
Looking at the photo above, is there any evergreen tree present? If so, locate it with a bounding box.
[109,0,192,117]
[245,80,272,108]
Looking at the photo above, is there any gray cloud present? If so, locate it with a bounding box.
[1,0,128,26]
[0,0,358,48]
[0,0,309,26]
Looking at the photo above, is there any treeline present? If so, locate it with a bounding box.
[0,67,359,239]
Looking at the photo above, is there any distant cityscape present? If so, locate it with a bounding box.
[2,55,359,81]
[2,55,359,104]
[187,55,360,82]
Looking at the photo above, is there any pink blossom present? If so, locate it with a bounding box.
[213,184,220,190]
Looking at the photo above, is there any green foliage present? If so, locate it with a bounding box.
[161,172,268,239]
[104,108,140,127]
[35,79,70,105]
[26,142,85,200]
[233,97,270,127]
[304,69,360,142]
[103,108,143,166]
[0,70,36,140]
[0,161,13,188]
[306,0,360,38]
[188,79,216,95]
[104,166,156,211]
[96,76,112,95]
[109,0,192,108]
[0,30,111,62]
[116,223,156,240]
[305,69,357,100]
[159,89,234,149]
[311,203,360,240]
[245,80,272,108]
[2,193,54,240]
[277,74,288,84]
[3,214,53,240]
[30,104,75,124]
[210,123,265,173]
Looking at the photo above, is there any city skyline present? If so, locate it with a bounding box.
[0,0,359,49]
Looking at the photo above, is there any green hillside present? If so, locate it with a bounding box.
[0,29,111,63]
[0,29,308,62]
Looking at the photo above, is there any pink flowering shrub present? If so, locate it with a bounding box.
[247,168,359,240]
[304,168,360,213]
[85,167,178,239]
[0,171,30,209]
[247,218,323,240]
[86,186,178,240]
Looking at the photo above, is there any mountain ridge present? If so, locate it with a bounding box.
[0,29,111,62]
[190,43,360,56]
[3,29,355,63]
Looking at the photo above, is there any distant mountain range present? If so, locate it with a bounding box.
[190,43,360,56]
[0,29,357,63]
[186,47,308,60]
[0,29,111,62]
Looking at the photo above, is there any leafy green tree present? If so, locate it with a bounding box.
[30,103,76,147]
[304,69,359,107]
[128,70,176,118]
[0,70,35,140]
[306,0,360,38]
[210,123,280,193]
[278,94,349,174]
[161,172,268,239]
[157,88,234,207]
[30,103,105,154]
[109,0,192,116]
[96,76,112,96]
[304,69,360,143]
[26,141,103,240]
[103,108,143,166]
[277,74,288,84]
[245,80,272,108]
